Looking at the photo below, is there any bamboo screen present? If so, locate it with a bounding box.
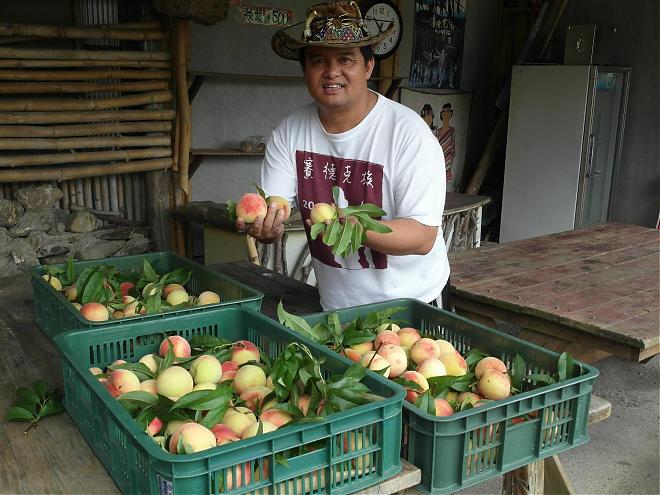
[0,20,174,223]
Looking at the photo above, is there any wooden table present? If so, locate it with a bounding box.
[449,223,659,363]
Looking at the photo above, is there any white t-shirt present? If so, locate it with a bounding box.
[261,91,450,310]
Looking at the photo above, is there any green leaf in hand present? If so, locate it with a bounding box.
[310,223,326,240]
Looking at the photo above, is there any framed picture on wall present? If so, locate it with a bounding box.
[399,87,472,193]
[409,0,466,90]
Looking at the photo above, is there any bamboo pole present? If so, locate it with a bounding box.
[93,177,102,210]
[67,181,76,208]
[0,69,169,81]
[117,173,124,214]
[124,174,134,220]
[0,59,169,69]
[0,23,168,41]
[100,175,110,213]
[0,90,172,111]
[60,180,68,210]
[0,186,4,199]
[175,20,192,201]
[0,121,172,138]
[109,175,118,212]
[83,178,93,208]
[0,135,170,150]
[0,47,169,61]
[0,147,171,167]
[0,109,176,124]
[0,80,169,95]
[133,173,142,221]
[108,22,162,30]
[0,157,172,183]
[75,179,84,206]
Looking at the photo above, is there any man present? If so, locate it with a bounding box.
[237,1,450,310]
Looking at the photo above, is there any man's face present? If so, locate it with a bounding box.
[303,46,374,114]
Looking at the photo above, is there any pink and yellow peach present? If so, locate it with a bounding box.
[211,424,240,445]
[80,302,109,322]
[169,423,216,454]
[233,364,267,394]
[477,369,511,400]
[158,336,191,360]
[166,288,189,306]
[309,203,336,224]
[266,195,292,221]
[190,354,223,384]
[397,327,421,349]
[108,369,141,396]
[439,351,468,376]
[197,291,220,306]
[156,366,193,400]
[259,408,293,428]
[242,420,278,439]
[221,407,257,437]
[474,357,508,379]
[236,193,268,223]
[239,386,272,411]
[434,398,454,417]
[220,361,239,381]
[377,344,408,377]
[416,357,447,379]
[360,351,391,378]
[374,330,400,348]
[410,338,441,365]
[230,340,260,365]
[400,370,429,403]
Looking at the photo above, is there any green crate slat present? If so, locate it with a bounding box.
[31,251,263,339]
[301,299,599,495]
[54,307,405,495]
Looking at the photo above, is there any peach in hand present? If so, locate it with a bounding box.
[266,195,292,221]
[309,203,336,224]
[236,193,268,223]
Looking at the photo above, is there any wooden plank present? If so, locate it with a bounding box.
[543,456,576,495]
[588,395,612,425]
[355,459,420,495]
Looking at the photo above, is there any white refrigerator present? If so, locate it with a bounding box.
[499,64,629,242]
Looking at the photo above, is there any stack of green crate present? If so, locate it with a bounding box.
[301,299,598,494]
[30,251,263,339]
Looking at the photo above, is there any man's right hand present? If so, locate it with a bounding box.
[235,201,286,243]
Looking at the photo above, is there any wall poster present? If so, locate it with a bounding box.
[409,0,466,90]
[399,88,472,192]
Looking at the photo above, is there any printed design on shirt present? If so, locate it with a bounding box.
[296,150,388,270]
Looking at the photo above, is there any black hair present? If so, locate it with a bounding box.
[298,45,375,69]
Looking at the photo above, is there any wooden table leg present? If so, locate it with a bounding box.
[502,461,544,495]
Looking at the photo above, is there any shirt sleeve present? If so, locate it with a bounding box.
[260,120,298,206]
[392,126,446,227]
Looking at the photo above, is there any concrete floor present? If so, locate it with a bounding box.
[457,353,660,495]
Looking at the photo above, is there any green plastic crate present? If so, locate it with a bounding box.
[30,251,263,339]
[54,307,404,495]
[301,299,599,494]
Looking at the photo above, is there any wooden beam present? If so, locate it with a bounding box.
[0,69,169,81]
[0,90,172,111]
[0,47,169,61]
[0,23,167,40]
[0,109,176,124]
[0,121,172,138]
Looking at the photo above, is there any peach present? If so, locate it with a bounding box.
[220,361,239,381]
[400,370,429,403]
[165,420,192,436]
[340,348,362,362]
[112,309,124,319]
[123,300,144,317]
[435,339,456,355]
[260,408,293,428]
[375,330,400,348]
[192,382,217,392]
[147,417,164,436]
[446,391,458,402]
[64,285,77,301]
[376,322,401,333]
[416,358,447,379]
[42,274,62,291]
[110,359,127,368]
[239,386,272,411]
[197,290,221,306]
[341,432,372,471]
[138,353,159,373]
[89,366,103,376]
[166,288,189,306]
[434,398,454,416]
[474,357,508,379]
[211,424,240,445]
[158,336,191,359]
[233,364,267,394]
[221,462,252,491]
[297,395,311,416]
[377,344,408,377]
[477,369,511,400]
[169,423,216,454]
[309,202,336,224]
[397,327,421,349]
[266,195,292,221]
[163,283,184,298]
[156,366,193,400]
[241,420,278,439]
[109,369,141,396]
[120,281,135,297]
[140,379,157,394]
[190,355,223,384]
[410,338,441,365]
[236,193,268,223]
[457,392,483,406]
[231,340,261,365]
[104,381,121,398]
[72,302,82,311]
[439,351,468,376]
[359,351,391,378]
[221,406,257,437]
[350,341,374,356]
[80,302,109,322]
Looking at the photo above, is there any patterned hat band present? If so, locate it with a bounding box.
[271,1,394,61]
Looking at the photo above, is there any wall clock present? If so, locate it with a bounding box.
[363,1,403,60]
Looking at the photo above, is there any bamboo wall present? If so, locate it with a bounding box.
[0,20,174,228]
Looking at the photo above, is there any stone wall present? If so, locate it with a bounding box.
[0,184,150,275]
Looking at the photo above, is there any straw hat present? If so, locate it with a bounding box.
[272,1,394,60]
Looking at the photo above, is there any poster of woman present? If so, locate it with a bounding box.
[400,88,472,192]
[409,0,466,90]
